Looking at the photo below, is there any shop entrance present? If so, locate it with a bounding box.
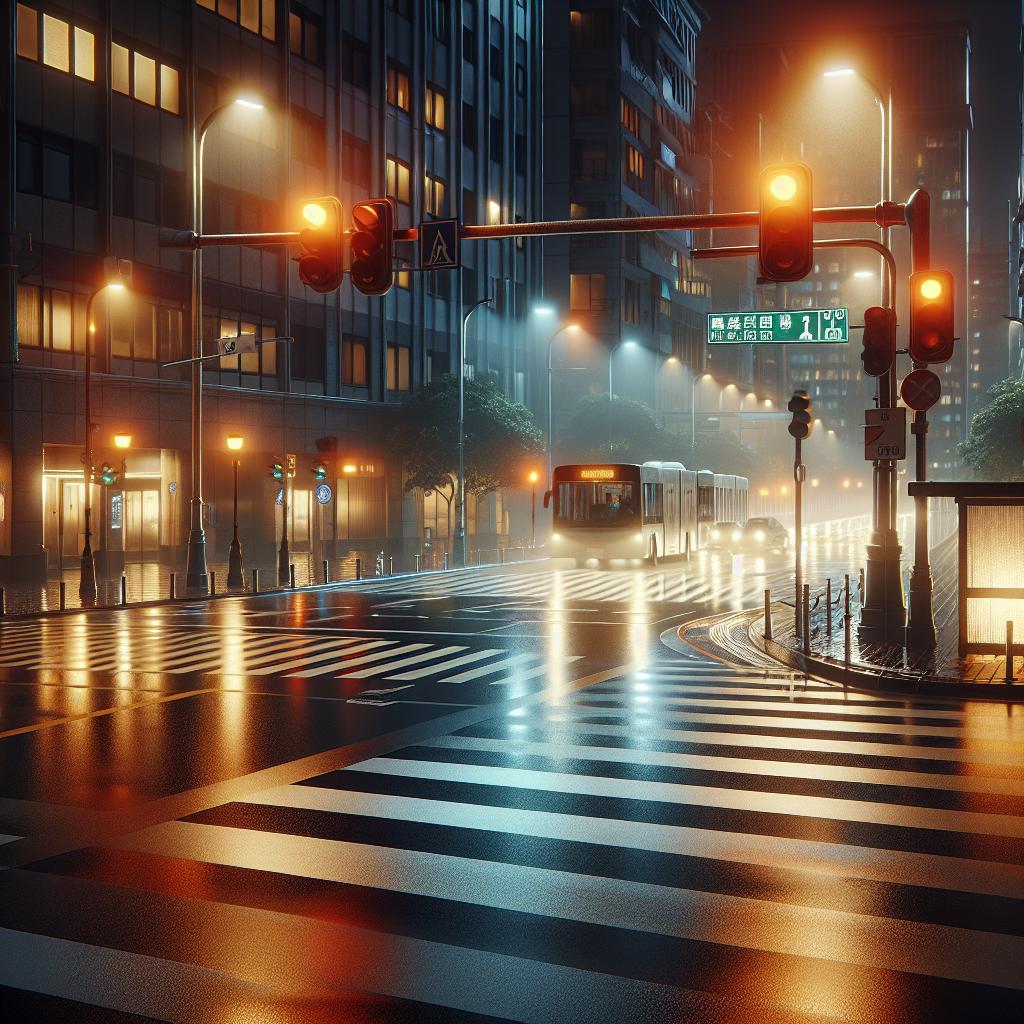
[123,489,160,561]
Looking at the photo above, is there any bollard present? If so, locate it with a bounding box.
[685,531,691,561]
[355,558,362,581]
[844,574,852,666]
[289,563,296,589]
[169,572,176,600]
[414,553,421,573]
[388,555,394,576]
[1006,621,1015,683]
[59,581,66,610]
[120,574,128,605]
[826,579,832,635]
[764,588,772,642]
[252,567,259,594]
[858,567,865,603]
[443,551,449,570]
[323,559,330,585]
[209,570,216,596]
[802,583,810,656]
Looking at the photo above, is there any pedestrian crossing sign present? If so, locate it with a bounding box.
[419,218,459,270]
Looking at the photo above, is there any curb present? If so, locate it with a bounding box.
[746,604,1022,702]
[0,557,549,623]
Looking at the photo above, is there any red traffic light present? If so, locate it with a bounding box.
[297,196,344,293]
[758,163,813,283]
[908,270,954,364]
[861,306,895,377]
[350,198,395,297]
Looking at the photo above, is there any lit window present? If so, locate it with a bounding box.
[396,270,412,289]
[160,65,180,114]
[42,14,70,72]
[425,174,446,216]
[262,0,276,40]
[426,85,446,131]
[386,157,411,204]
[73,26,94,80]
[111,42,130,94]
[240,0,259,32]
[133,52,156,105]
[387,65,411,111]
[487,199,501,225]
[16,4,38,61]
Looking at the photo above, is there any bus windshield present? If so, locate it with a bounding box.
[556,481,638,526]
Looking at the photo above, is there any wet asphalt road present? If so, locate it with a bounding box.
[0,535,1021,1023]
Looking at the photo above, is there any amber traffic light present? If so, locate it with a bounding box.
[908,270,954,364]
[297,196,344,293]
[861,306,895,377]
[758,163,814,283]
[350,198,395,297]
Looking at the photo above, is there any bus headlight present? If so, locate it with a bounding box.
[711,529,720,541]
[634,533,644,542]
[551,533,561,542]
[755,530,766,542]
[732,531,742,543]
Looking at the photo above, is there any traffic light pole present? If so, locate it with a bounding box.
[794,437,805,639]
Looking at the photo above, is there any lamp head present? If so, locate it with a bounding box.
[113,433,132,449]
[226,435,244,451]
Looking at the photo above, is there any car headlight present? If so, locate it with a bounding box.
[755,530,766,542]
[551,533,561,542]
[711,530,720,541]
[732,531,741,542]
[634,532,644,542]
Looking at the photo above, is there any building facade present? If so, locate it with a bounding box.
[541,0,711,456]
[0,0,543,582]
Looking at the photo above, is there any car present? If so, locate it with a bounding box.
[708,521,744,552]
[743,516,789,553]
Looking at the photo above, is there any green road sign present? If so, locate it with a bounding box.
[708,308,849,344]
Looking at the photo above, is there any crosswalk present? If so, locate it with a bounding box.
[3,659,1021,1021]
[0,617,580,687]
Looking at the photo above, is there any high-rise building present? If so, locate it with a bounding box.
[0,1,543,582]
[541,1,711,451]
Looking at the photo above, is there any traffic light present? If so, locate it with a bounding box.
[297,196,344,293]
[758,163,814,283]
[349,198,394,296]
[861,306,895,377]
[788,390,813,440]
[908,270,954,364]
[312,463,327,482]
[270,460,285,481]
[98,463,119,486]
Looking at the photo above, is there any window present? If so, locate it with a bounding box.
[572,140,608,179]
[570,273,606,312]
[569,9,612,48]
[386,156,411,204]
[289,4,322,65]
[133,52,156,105]
[433,0,449,43]
[291,324,324,383]
[342,336,368,387]
[489,17,503,81]
[341,33,370,90]
[160,65,179,113]
[487,199,501,225]
[16,284,41,347]
[623,279,640,323]
[16,5,37,60]
[387,64,411,112]
[291,106,325,165]
[462,103,476,148]
[396,270,411,290]
[425,174,446,216]
[621,97,639,135]
[489,117,503,161]
[572,80,610,117]
[344,132,370,188]
[425,85,447,131]
[196,0,276,40]
[625,143,645,182]
[389,0,412,17]
[515,63,526,97]
[42,138,71,201]
[73,27,94,80]
[42,13,69,72]
[111,42,129,94]
[387,344,411,391]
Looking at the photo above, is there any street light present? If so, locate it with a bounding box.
[547,323,581,484]
[79,281,128,607]
[455,292,493,567]
[528,470,539,548]
[691,372,715,447]
[226,435,245,590]
[186,93,266,596]
[607,338,638,399]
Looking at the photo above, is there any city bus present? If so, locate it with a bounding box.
[545,462,748,566]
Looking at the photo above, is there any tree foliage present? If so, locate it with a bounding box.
[389,373,545,497]
[958,377,1024,481]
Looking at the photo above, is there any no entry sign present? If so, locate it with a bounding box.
[901,369,941,411]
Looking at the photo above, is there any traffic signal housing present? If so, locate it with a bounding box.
[350,198,394,296]
[908,270,954,364]
[270,460,285,481]
[861,306,895,377]
[297,196,344,293]
[759,163,814,283]
[788,390,813,440]
[312,463,327,482]
[98,463,119,486]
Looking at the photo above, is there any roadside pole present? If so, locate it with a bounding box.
[788,390,813,638]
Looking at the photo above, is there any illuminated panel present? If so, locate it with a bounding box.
[579,468,615,480]
[965,505,1024,647]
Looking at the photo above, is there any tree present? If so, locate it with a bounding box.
[389,374,545,535]
[559,394,666,463]
[685,430,761,480]
[959,377,1024,481]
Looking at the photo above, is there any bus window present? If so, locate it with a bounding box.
[642,482,664,523]
[556,481,638,525]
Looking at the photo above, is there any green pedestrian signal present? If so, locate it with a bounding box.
[270,461,285,480]
[312,463,327,482]
[99,463,119,486]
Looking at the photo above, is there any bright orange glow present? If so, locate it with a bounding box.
[579,468,615,480]
[302,202,328,227]
[566,324,581,333]
[342,464,357,474]
[919,277,943,300]
[842,479,851,488]
[528,471,539,483]
[226,435,244,451]
[768,173,798,202]
[113,433,132,449]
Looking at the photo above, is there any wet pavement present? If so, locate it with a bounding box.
[0,526,1020,1022]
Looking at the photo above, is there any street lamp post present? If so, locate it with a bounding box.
[226,435,244,590]
[546,324,580,484]
[80,282,126,606]
[111,432,131,579]
[528,470,539,548]
[455,294,492,568]
[186,95,265,596]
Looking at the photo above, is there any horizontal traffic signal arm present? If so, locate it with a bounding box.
[159,201,911,251]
